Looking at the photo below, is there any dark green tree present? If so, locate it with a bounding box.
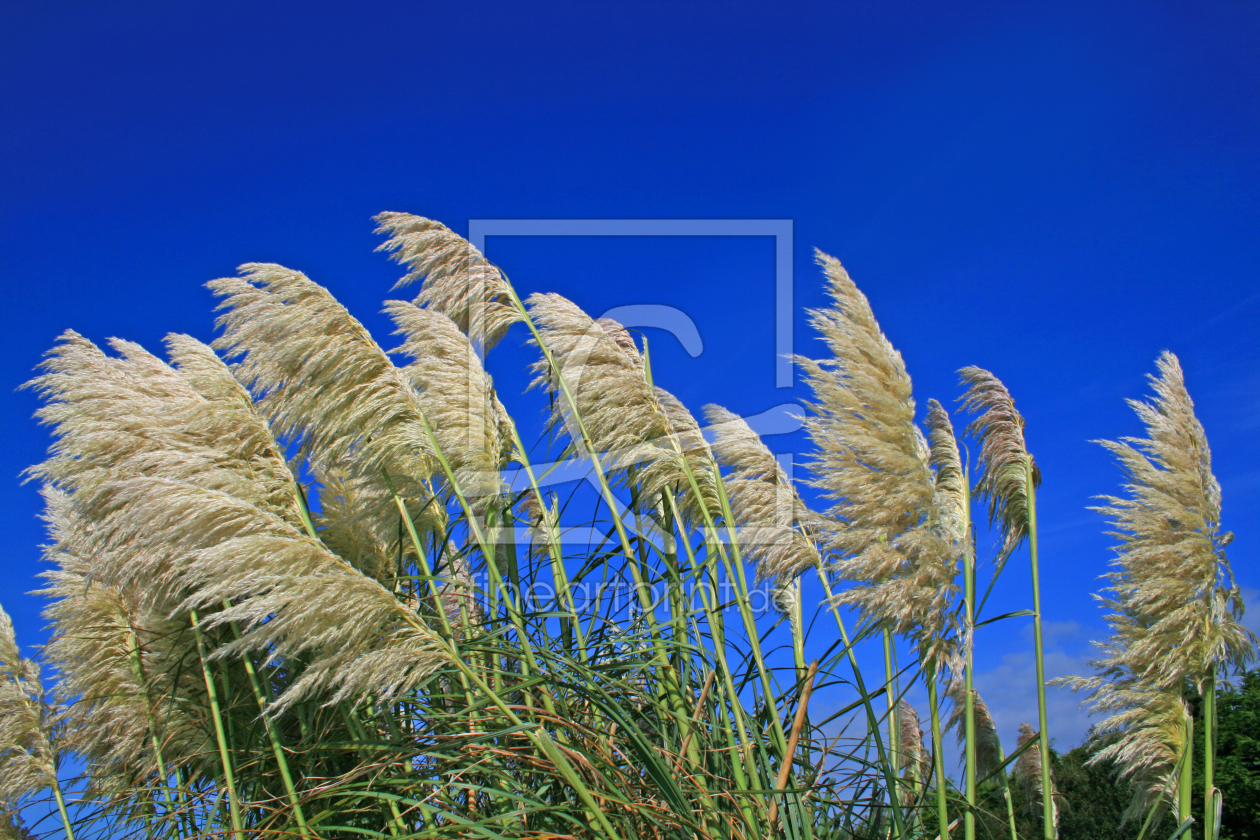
[1190,669,1260,839]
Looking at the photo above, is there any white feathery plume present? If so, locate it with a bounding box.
[926,399,968,548]
[897,700,931,786]
[926,399,973,662]
[0,604,60,812]
[1070,674,1187,821]
[526,294,719,526]
[704,405,822,586]
[595,317,642,361]
[315,466,446,583]
[386,301,514,504]
[374,213,521,350]
[164,333,301,519]
[1014,722,1060,829]
[796,251,959,667]
[38,494,210,782]
[439,543,484,635]
[210,264,437,485]
[70,474,449,713]
[27,320,451,709]
[797,251,933,553]
[944,677,1003,779]
[26,331,302,528]
[1089,351,1253,690]
[209,264,443,571]
[1059,352,1254,816]
[653,387,722,526]
[958,367,1039,561]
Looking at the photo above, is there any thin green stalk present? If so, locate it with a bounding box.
[123,627,179,839]
[792,578,807,683]
[385,475,477,712]
[406,612,627,840]
[505,427,568,578]
[708,467,789,754]
[223,610,309,837]
[124,628,171,785]
[694,541,758,764]
[1204,671,1216,840]
[407,412,560,720]
[991,739,1019,840]
[190,609,243,839]
[963,483,977,840]
[1179,708,1193,826]
[503,285,650,584]
[715,679,762,836]
[49,774,76,840]
[883,628,899,823]
[1025,455,1055,839]
[500,436,589,660]
[664,490,762,830]
[927,668,950,840]
[658,491,698,757]
[291,482,319,541]
[817,571,907,838]
[506,283,701,736]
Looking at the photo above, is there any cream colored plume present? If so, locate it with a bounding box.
[315,466,446,583]
[0,604,60,812]
[1059,669,1186,819]
[926,399,968,547]
[38,492,210,783]
[374,213,521,350]
[944,677,1003,779]
[1089,351,1253,690]
[387,301,514,503]
[1059,353,1254,817]
[27,321,450,708]
[958,367,1039,561]
[796,251,959,667]
[209,264,446,573]
[527,294,719,526]
[210,264,436,483]
[797,251,933,553]
[26,331,302,529]
[1015,722,1060,829]
[704,405,821,585]
[65,473,449,713]
[897,700,931,786]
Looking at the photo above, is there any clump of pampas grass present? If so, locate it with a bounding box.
[1061,352,1255,830]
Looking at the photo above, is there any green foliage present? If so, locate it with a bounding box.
[1188,670,1260,840]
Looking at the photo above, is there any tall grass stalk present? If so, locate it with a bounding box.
[1025,456,1054,838]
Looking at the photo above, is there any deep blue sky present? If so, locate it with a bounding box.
[2,1,1258,750]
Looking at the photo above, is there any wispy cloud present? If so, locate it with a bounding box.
[972,618,1096,756]
[1240,585,1260,640]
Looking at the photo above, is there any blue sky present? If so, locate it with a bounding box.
[2,1,1258,753]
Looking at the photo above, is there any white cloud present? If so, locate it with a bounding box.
[1241,585,1260,639]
